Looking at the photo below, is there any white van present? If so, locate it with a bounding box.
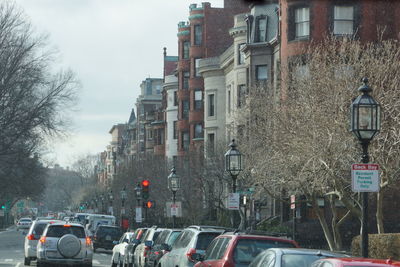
[86,214,116,236]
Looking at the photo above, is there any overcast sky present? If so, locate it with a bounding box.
[14,0,224,167]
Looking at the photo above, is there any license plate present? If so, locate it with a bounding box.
[106,235,111,241]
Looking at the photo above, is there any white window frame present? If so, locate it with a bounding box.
[333,6,354,35]
[295,7,310,38]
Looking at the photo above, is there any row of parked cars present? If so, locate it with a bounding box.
[110,225,400,267]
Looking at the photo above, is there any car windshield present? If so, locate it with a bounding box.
[33,223,48,235]
[282,254,328,267]
[97,227,122,236]
[46,225,85,238]
[234,239,296,264]
[167,231,181,246]
[20,219,31,222]
[196,233,221,250]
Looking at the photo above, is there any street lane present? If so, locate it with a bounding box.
[0,226,112,267]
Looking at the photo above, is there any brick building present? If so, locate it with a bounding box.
[176,1,249,157]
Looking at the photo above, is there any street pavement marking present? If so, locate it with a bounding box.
[101,253,108,256]
[15,263,21,267]
[93,260,100,264]
[5,259,13,261]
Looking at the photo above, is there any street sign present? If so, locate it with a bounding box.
[290,195,295,210]
[166,201,182,217]
[135,207,142,223]
[227,193,240,210]
[352,164,380,192]
[171,203,178,216]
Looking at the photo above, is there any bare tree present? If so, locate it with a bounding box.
[0,2,78,201]
[240,36,400,250]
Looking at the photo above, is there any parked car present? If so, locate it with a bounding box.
[36,222,93,267]
[111,231,135,267]
[146,229,182,267]
[193,231,299,267]
[17,218,33,230]
[249,248,350,267]
[158,225,228,267]
[93,225,123,252]
[134,226,165,267]
[312,257,400,267]
[24,219,61,265]
[126,228,148,267]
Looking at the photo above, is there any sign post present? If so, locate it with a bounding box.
[135,207,142,223]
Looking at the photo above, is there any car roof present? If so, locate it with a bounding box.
[269,248,348,257]
[322,258,400,266]
[19,218,32,220]
[34,219,62,224]
[97,225,120,228]
[219,233,295,241]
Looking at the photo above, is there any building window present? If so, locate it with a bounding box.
[207,133,215,155]
[183,71,189,89]
[208,94,215,117]
[156,129,164,145]
[155,85,161,94]
[333,6,354,35]
[146,80,152,95]
[195,58,201,77]
[294,7,310,39]
[194,24,202,45]
[182,100,189,119]
[173,121,178,139]
[227,88,231,114]
[238,43,245,65]
[195,90,202,110]
[194,123,203,139]
[256,65,268,81]
[182,132,189,150]
[174,91,178,106]
[147,129,153,140]
[255,16,267,42]
[183,41,190,59]
[238,84,247,108]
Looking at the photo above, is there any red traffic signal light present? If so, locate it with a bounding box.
[142,180,150,187]
[145,200,154,208]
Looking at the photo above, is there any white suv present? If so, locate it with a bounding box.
[36,222,93,267]
[24,219,61,265]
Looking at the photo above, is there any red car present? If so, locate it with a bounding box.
[313,258,400,267]
[193,232,299,267]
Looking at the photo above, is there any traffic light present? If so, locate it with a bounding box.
[141,180,150,200]
[0,204,4,210]
[144,200,155,208]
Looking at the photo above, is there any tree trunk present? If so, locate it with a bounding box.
[329,196,343,251]
[376,191,385,234]
[312,196,336,251]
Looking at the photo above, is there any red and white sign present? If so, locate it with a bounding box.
[290,195,295,210]
[227,193,240,210]
[352,164,380,192]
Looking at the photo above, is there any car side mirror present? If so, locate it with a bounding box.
[192,253,204,262]
[113,240,119,245]
[132,239,140,245]
[144,240,154,247]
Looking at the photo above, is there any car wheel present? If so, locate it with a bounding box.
[24,257,30,266]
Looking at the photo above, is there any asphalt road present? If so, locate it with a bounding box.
[0,226,112,267]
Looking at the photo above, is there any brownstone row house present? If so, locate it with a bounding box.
[95,0,400,246]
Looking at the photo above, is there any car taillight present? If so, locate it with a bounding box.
[155,251,159,255]
[86,236,91,246]
[144,246,150,257]
[27,234,36,240]
[186,248,196,262]
[39,236,46,244]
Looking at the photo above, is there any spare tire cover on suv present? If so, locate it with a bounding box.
[57,234,81,258]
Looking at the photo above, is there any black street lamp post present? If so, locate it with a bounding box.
[350,78,381,258]
[168,167,181,228]
[225,139,243,228]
